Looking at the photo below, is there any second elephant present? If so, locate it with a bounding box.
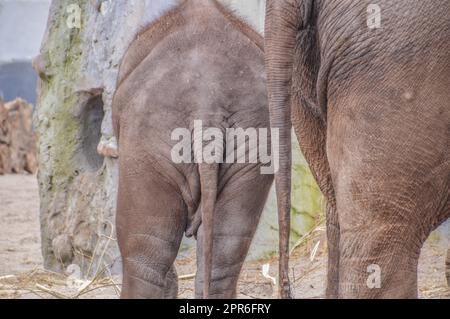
[265,0,450,298]
[112,0,273,299]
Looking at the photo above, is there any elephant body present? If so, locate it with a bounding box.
[112,0,273,298]
[265,0,450,298]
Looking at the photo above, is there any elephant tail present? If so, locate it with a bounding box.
[265,0,315,298]
[198,162,219,299]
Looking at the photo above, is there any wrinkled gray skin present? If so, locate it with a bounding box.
[112,0,273,299]
[265,0,450,298]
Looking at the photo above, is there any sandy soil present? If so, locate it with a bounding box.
[0,174,448,299]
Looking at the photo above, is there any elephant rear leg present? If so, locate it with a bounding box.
[116,166,186,299]
[329,143,447,298]
[328,128,448,298]
[195,168,273,298]
[292,101,339,298]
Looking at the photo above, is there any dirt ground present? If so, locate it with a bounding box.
[0,174,449,299]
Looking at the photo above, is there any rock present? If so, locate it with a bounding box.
[97,136,119,158]
[32,54,48,80]
[52,234,74,266]
[0,98,37,175]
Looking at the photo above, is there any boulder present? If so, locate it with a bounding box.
[0,98,37,175]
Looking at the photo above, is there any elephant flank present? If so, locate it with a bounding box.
[199,162,219,298]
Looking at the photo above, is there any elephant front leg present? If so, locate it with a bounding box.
[195,168,273,298]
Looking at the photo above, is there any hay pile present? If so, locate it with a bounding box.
[0,98,37,174]
[0,269,120,299]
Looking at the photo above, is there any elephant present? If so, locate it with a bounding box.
[265,0,450,298]
[112,0,273,298]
